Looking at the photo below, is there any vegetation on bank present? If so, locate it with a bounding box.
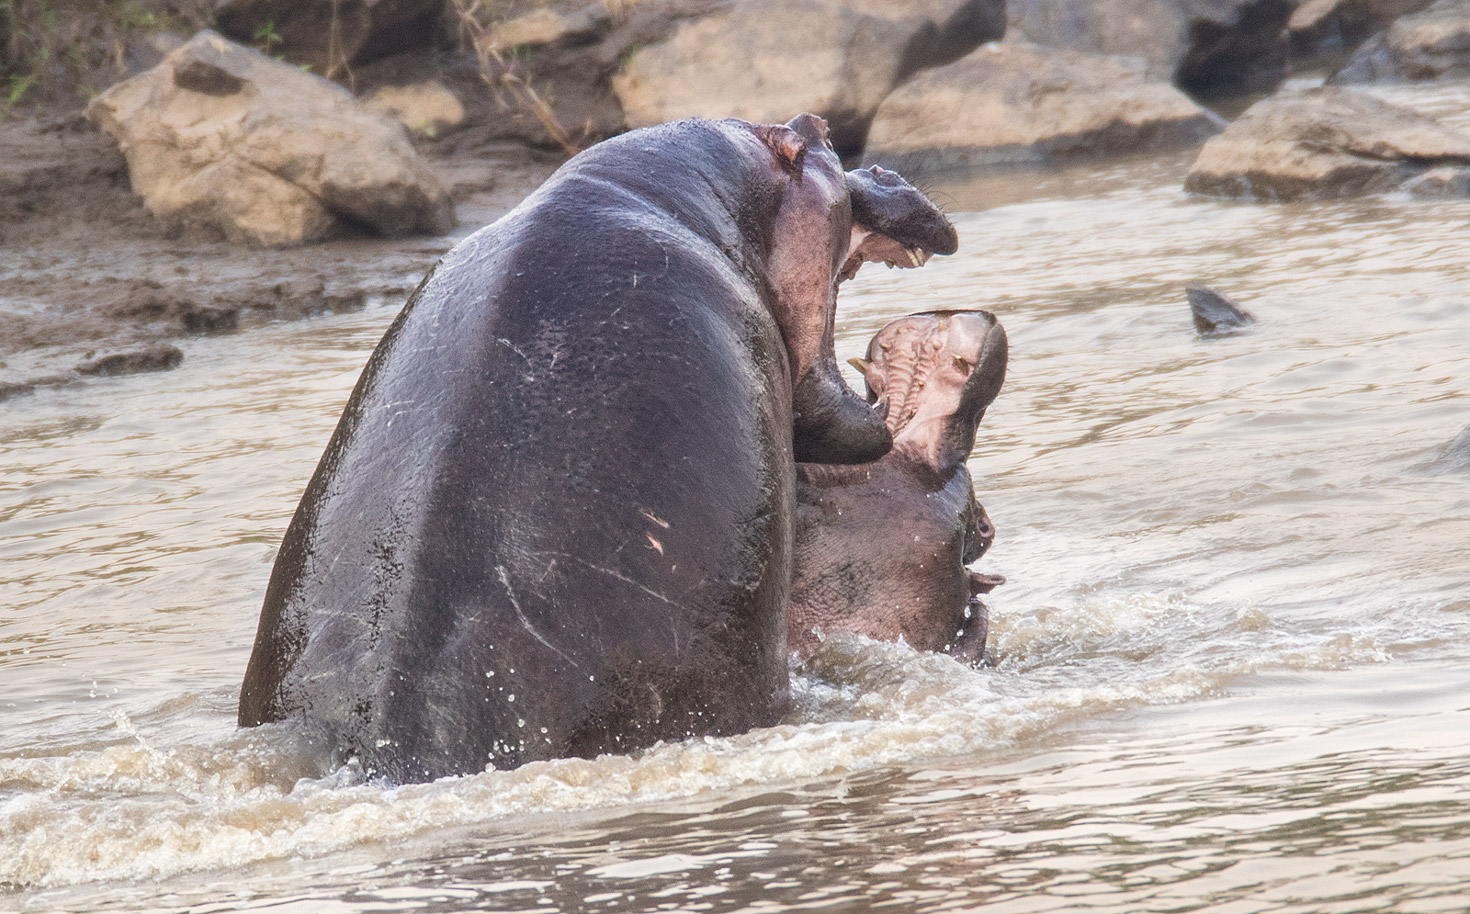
[0,0,211,117]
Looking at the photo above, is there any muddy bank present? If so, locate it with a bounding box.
[0,114,555,402]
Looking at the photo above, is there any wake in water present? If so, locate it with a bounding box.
[0,583,1396,893]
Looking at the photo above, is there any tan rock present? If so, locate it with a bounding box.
[1005,0,1290,95]
[864,42,1222,170]
[365,82,467,137]
[1289,0,1433,55]
[88,30,454,247]
[1184,87,1470,199]
[612,0,1005,154]
[491,6,611,48]
[1332,0,1470,81]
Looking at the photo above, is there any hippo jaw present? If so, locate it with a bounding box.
[786,158,959,465]
[840,165,958,282]
[851,310,1008,472]
[756,117,957,466]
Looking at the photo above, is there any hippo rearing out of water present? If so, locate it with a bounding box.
[790,310,1008,664]
[237,115,957,782]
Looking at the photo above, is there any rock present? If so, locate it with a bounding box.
[1332,0,1470,81]
[864,42,1222,170]
[491,6,613,48]
[1005,0,1290,96]
[364,81,467,136]
[213,0,443,76]
[1184,87,1470,199]
[1439,424,1470,470]
[613,0,1006,156]
[87,31,454,247]
[1401,164,1470,195]
[76,344,184,377]
[1186,286,1257,334]
[1288,0,1435,59]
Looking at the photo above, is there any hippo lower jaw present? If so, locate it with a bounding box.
[792,226,945,464]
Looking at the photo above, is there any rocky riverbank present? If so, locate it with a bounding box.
[7,0,1470,401]
[0,109,554,399]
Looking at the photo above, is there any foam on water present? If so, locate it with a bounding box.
[1,589,1394,891]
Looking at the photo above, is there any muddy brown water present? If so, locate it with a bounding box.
[3,85,1470,912]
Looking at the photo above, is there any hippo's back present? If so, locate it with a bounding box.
[240,161,795,781]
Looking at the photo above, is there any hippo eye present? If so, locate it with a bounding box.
[953,356,971,375]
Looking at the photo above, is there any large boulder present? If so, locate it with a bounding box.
[1184,86,1470,199]
[87,31,454,247]
[212,0,444,76]
[1005,0,1291,96]
[612,0,1005,156]
[1331,0,1470,81]
[1288,0,1435,59]
[864,42,1222,170]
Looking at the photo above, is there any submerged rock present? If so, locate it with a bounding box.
[1184,87,1470,200]
[76,344,185,377]
[1005,0,1292,96]
[1401,165,1470,195]
[1187,286,1257,335]
[864,42,1222,170]
[1332,0,1470,82]
[88,31,454,247]
[1438,424,1470,471]
[613,0,1006,156]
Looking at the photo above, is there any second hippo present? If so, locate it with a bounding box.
[790,310,1008,664]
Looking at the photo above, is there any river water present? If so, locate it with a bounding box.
[4,86,1470,912]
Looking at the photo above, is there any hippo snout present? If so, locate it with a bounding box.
[846,165,958,257]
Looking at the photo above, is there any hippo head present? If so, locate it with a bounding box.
[754,114,957,465]
[849,310,1007,472]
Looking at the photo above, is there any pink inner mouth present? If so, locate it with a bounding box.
[838,228,932,284]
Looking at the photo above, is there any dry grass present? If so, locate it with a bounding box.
[449,0,581,156]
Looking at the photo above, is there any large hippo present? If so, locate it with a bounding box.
[790,310,1008,664]
[238,115,958,782]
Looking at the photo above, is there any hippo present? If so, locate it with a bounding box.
[789,310,1007,664]
[237,115,958,782]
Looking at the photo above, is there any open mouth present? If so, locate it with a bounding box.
[838,228,934,284]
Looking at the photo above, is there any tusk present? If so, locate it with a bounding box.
[906,248,923,267]
[847,357,871,375]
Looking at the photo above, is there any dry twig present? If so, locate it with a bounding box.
[450,0,581,157]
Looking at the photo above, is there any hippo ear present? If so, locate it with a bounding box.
[754,124,808,178]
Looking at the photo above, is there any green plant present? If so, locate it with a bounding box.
[253,17,282,55]
[6,71,33,106]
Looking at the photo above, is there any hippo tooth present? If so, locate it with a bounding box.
[906,248,925,267]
